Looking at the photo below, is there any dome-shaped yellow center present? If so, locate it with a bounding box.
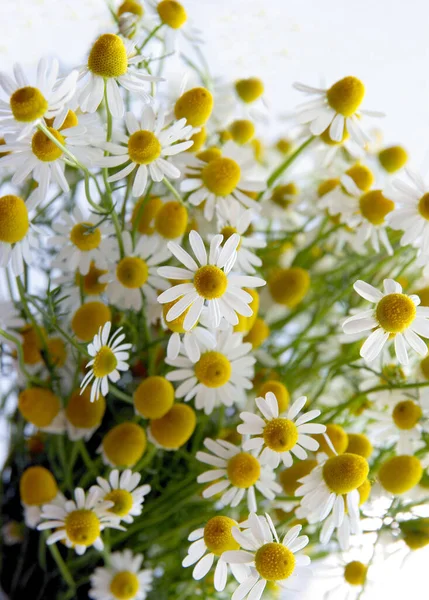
[263,418,298,452]
[194,265,228,299]
[45,109,79,131]
[21,324,45,365]
[88,33,128,78]
[313,423,348,457]
[276,138,293,154]
[322,453,369,495]
[326,76,365,117]
[157,0,187,28]
[65,509,100,546]
[103,422,147,467]
[78,263,108,295]
[404,529,429,550]
[110,571,140,600]
[378,145,408,173]
[128,130,162,164]
[375,293,416,333]
[359,190,394,225]
[235,78,264,104]
[346,433,373,458]
[104,489,134,516]
[268,267,310,307]
[134,375,174,419]
[279,459,317,496]
[10,86,48,122]
[72,302,112,342]
[116,256,148,288]
[345,164,374,192]
[227,452,261,488]
[131,196,163,235]
[0,195,29,243]
[203,516,240,555]
[259,381,289,413]
[319,125,349,146]
[392,400,422,430]
[150,403,196,449]
[344,561,367,586]
[18,387,61,428]
[92,346,118,378]
[163,298,191,333]
[229,119,255,145]
[357,479,371,505]
[418,193,429,220]
[47,336,67,367]
[189,127,207,152]
[70,222,102,251]
[20,466,58,506]
[118,0,144,18]
[201,157,241,196]
[31,128,64,162]
[66,388,106,428]
[318,178,340,198]
[155,201,188,239]
[174,87,213,127]
[194,351,231,387]
[244,318,270,349]
[255,543,296,581]
[379,455,422,494]
[197,147,222,163]
[271,183,299,209]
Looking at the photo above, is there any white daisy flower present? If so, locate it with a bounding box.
[182,516,250,592]
[37,487,123,555]
[196,438,281,511]
[180,141,264,221]
[89,549,153,600]
[98,106,194,197]
[80,321,132,403]
[90,469,151,524]
[157,230,265,330]
[100,231,169,310]
[49,206,117,275]
[79,33,162,118]
[166,328,255,415]
[342,279,429,365]
[0,194,39,276]
[147,1,203,52]
[222,512,311,599]
[238,393,326,469]
[294,76,383,144]
[0,58,77,139]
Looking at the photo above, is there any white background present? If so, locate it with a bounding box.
[1,0,429,598]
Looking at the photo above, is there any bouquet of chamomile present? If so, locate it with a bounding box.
[1,1,429,599]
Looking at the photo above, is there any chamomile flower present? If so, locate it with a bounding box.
[100,422,147,467]
[100,231,169,310]
[162,301,216,362]
[19,466,61,528]
[80,321,132,403]
[89,549,153,600]
[37,487,123,555]
[222,512,311,598]
[98,106,194,196]
[0,58,78,139]
[149,1,203,52]
[0,194,39,276]
[79,34,162,118]
[166,328,255,415]
[180,141,264,221]
[49,207,117,275]
[157,230,265,330]
[90,469,151,524]
[294,76,383,144]
[65,388,106,441]
[238,393,326,469]
[18,387,66,434]
[196,438,281,511]
[342,279,429,365]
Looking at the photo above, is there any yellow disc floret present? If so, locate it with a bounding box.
[71,302,112,342]
[276,138,293,155]
[155,201,188,239]
[93,346,118,378]
[322,453,369,495]
[379,455,423,494]
[346,433,373,458]
[118,0,144,18]
[70,222,101,251]
[189,127,207,152]
[47,337,67,367]
[227,452,261,488]
[66,388,106,429]
[116,256,149,289]
[134,376,174,419]
[392,400,422,430]
[359,190,394,225]
[78,263,108,295]
[104,489,134,516]
[326,76,365,117]
[358,479,371,505]
[18,387,60,428]
[344,561,367,586]
[255,543,296,581]
[259,381,289,413]
[194,351,231,387]
[0,195,29,243]
[128,130,161,164]
[378,146,408,173]
[31,128,64,162]
[418,193,429,220]
[174,87,213,127]
[313,424,348,457]
[21,324,45,365]
[103,422,147,467]
[110,571,140,599]
[202,157,241,196]
[263,418,298,452]
[88,34,128,78]
[345,164,374,192]
[157,0,187,28]
[320,125,349,146]
[203,516,240,555]
[318,179,340,198]
[229,119,255,145]
[376,293,416,333]
[268,268,310,307]
[65,509,100,546]
[131,196,163,235]
[10,86,48,122]
[20,466,57,506]
[279,459,317,496]
[194,265,228,299]
[244,318,270,349]
[235,78,264,104]
[150,403,196,449]
[271,183,299,209]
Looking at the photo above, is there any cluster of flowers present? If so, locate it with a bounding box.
[2,1,429,599]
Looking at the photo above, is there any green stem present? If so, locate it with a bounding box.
[138,24,163,53]
[163,177,184,203]
[262,136,315,196]
[46,536,75,591]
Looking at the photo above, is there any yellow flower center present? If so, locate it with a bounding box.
[157,0,187,28]
[358,479,371,505]
[10,86,48,122]
[116,256,149,288]
[375,293,416,333]
[110,571,140,600]
[65,509,100,546]
[392,400,422,430]
[150,403,196,449]
[359,190,394,225]
[418,193,429,220]
[279,459,317,496]
[118,0,144,18]
[319,125,349,146]
[220,225,239,243]
[155,201,188,239]
[255,543,296,581]
[313,423,349,457]
[21,324,45,365]
[174,87,213,127]
[70,222,102,251]
[378,146,408,174]
[404,529,429,551]
[318,178,340,198]
[235,78,264,104]
[104,489,134,516]
[344,561,367,586]
[128,130,162,164]
[134,375,174,419]
[31,128,64,162]
[203,516,240,555]
[197,147,222,163]
[326,76,365,117]
[194,351,231,388]
[201,157,241,196]
[346,433,373,458]
[78,263,108,295]
[131,196,163,235]
[322,453,369,495]
[45,109,79,131]
[227,452,261,488]
[234,288,259,334]
[0,195,29,243]
[18,387,61,428]
[271,183,299,209]
[268,267,310,307]
[379,455,422,494]
[244,318,270,349]
[276,138,293,155]
[420,355,429,379]
[47,337,67,367]
[194,265,228,299]
[189,127,207,152]
[88,33,128,78]
[229,119,255,145]
[103,422,147,467]
[72,302,112,342]
[20,466,57,506]
[163,298,192,333]
[93,346,118,378]
[66,388,106,428]
[345,164,374,192]
[263,418,298,452]
[259,381,289,413]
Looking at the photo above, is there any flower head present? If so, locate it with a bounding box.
[89,549,153,600]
